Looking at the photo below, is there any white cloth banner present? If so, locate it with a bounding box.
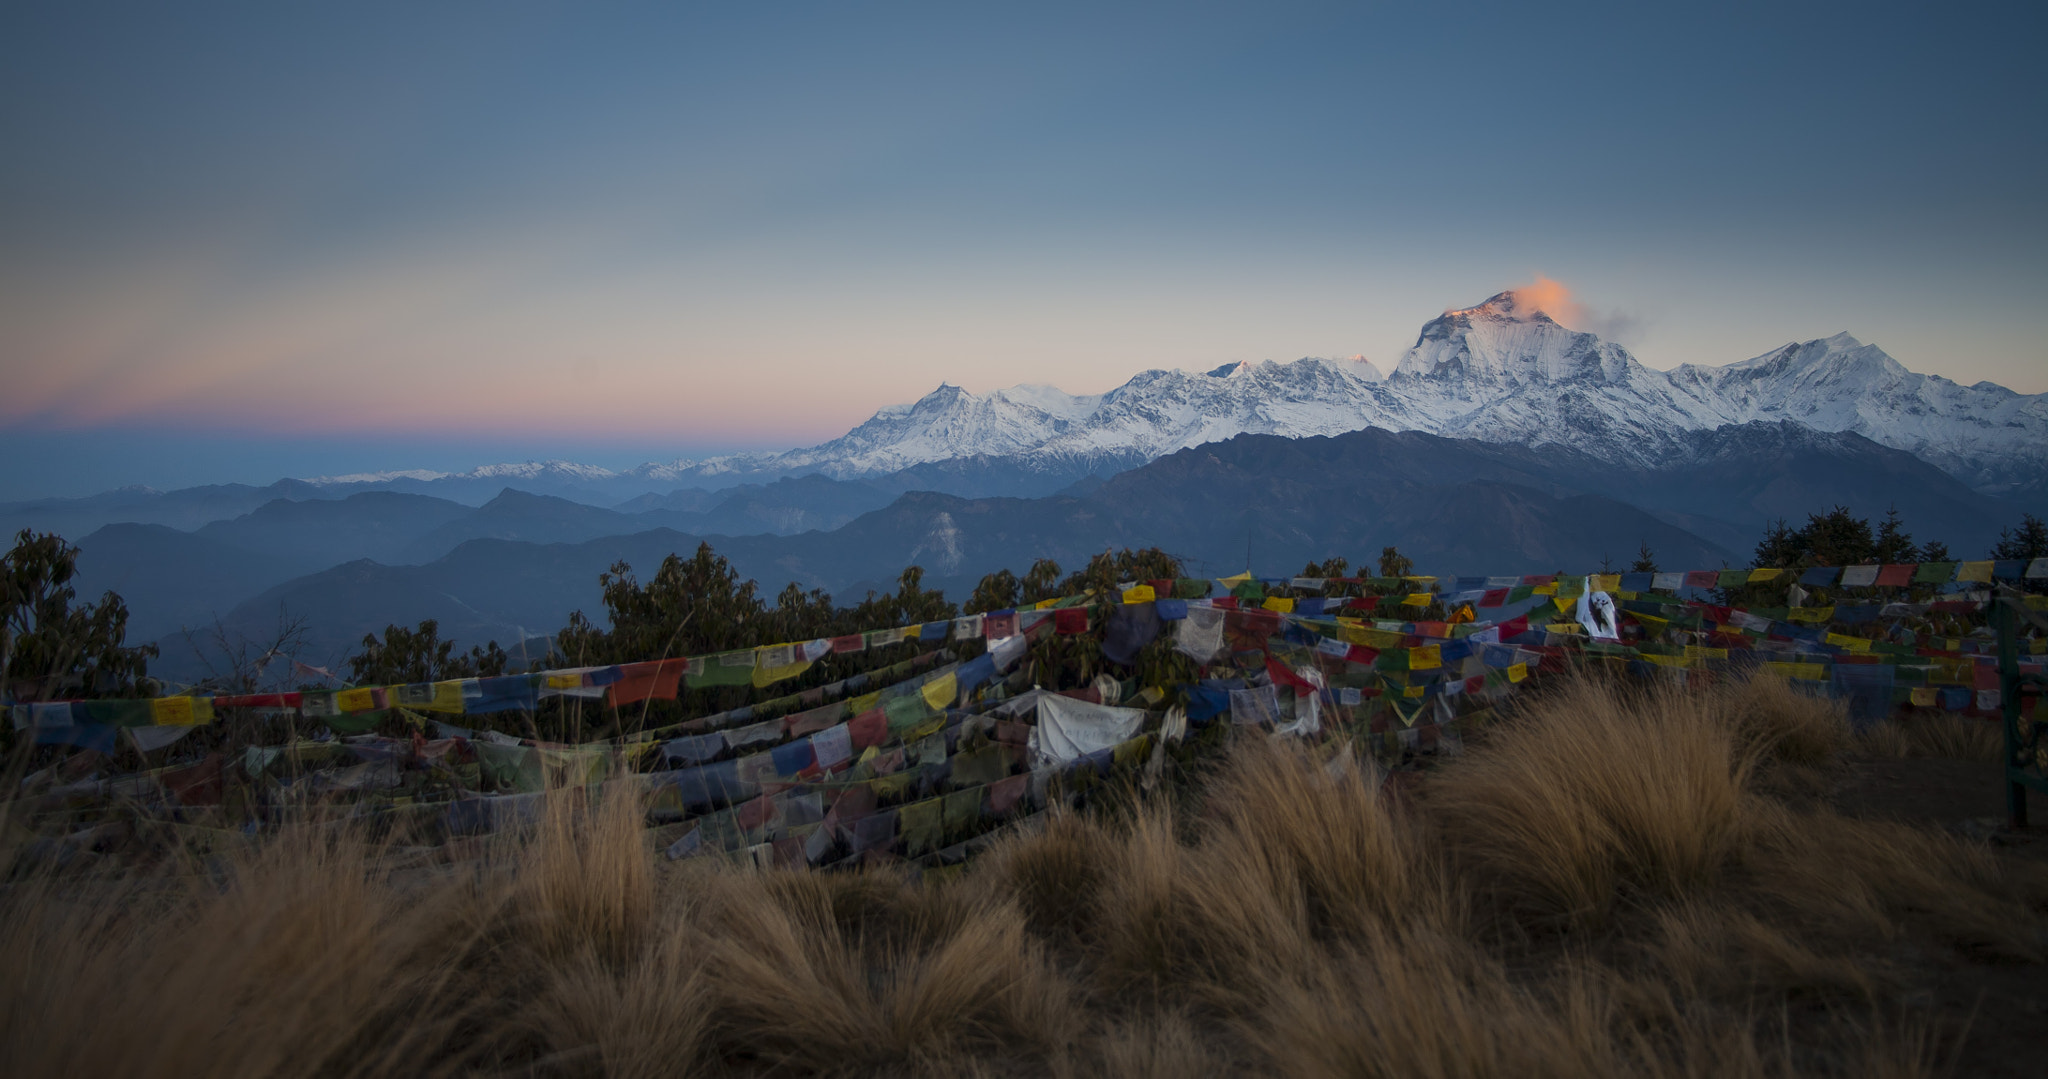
[1175,605,1227,662]
[1030,693,1145,768]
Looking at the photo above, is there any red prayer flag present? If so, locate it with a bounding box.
[1876,564,1916,587]
[1054,607,1089,634]
[610,658,688,704]
[989,773,1028,815]
[1683,570,1719,589]
[1265,656,1318,696]
[1479,588,1508,608]
[830,634,865,653]
[163,753,225,806]
[848,709,888,749]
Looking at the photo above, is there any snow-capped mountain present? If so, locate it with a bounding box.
[672,290,2045,494]
[1664,334,2048,492]
[281,290,2046,501]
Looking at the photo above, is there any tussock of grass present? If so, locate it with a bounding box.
[2,671,2032,1077]
[1726,674,1852,765]
[1430,677,1759,924]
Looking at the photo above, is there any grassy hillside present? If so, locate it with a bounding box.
[4,673,2041,1077]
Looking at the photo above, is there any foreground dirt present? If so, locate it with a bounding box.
[1825,755,2048,1078]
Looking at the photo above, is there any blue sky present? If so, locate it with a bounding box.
[2,1,2043,498]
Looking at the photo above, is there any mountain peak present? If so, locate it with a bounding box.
[1440,289,1556,325]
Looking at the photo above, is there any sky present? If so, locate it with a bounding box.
[2,1,2044,499]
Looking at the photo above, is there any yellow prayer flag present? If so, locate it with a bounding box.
[848,690,882,717]
[1532,583,1558,596]
[1787,606,1835,623]
[1747,568,1784,582]
[1507,663,1528,683]
[151,696,211,726]
[1122,584,1156,604]
[920,672,958,712]
[1408,644,1441,670]
[1262,596,1295,613]
[752,657,812,689]
[1404,685,1425,698]
[1592,574,1620,593]
[904,714,948,742]
[1824,632,1871,653]
[426,680,467,713]
[1344,626,1407,649]
[335,687,378,713]
[1910,687,1936,707]
[1218,571,1252,587]
[1547,622,1582,634]
[545,673,582,689]
[1958,561,1994,583]
[1765,662,1826,681]
[1402,593,1432,606]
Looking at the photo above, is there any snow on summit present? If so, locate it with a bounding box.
[314,290,2048,496]
[725,287,2046,490]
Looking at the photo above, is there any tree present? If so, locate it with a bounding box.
[965,568,1020,614]
[1992,513,2048,560]
[1874,506,1918,564]
[1,530,156,700]
[1629,542,1658,574]
[1019,559,1064,606]
[1378,546,1413,580]
[1753,519,1801,570]
[1301,556,1349,579]
[1919,540,1952,563]
[349,619,508,686]
[1753,506,1880,568]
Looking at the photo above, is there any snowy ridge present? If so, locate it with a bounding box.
[301,290,2048,497]
[695,289,2045,489]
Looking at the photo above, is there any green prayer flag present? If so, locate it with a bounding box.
[900,797,943,856]
[475,742,544,793]
[884,692,932,733]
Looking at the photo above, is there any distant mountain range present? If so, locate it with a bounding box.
[123,422,2024,679]
[6,285,2040,682]
[655,289,2048,496]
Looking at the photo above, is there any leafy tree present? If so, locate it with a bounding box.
[1301,556,1349,579]
[1992,513,2048,560]
[843,566,958,630]
[1,530,155,700]
[1378,545,1413,580]
[965,568,1020,614]
[1058,548,1183,598]
[1019,559,1064,605]
[349,619,509,686]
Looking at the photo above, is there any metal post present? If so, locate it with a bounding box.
[1998,599,2026,828]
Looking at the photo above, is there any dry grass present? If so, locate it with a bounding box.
[1,671,2035,1077]
[1429,676,1760,924]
